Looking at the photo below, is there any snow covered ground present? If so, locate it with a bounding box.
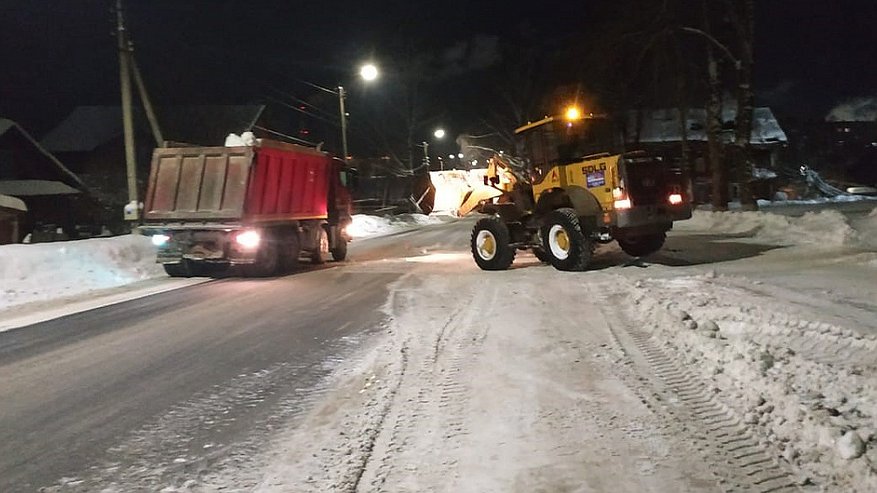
[192,205,877,492]
[5,206,877,491]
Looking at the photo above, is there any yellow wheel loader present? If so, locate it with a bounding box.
[470,109,692,271]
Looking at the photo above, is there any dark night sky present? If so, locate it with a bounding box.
[1,0,875,143]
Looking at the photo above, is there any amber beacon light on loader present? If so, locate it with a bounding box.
[469,106,692,271]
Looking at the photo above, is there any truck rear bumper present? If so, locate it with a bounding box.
[147,228,258,265]
[614,204,692,229]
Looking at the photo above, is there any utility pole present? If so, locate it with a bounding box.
[116,0,138,221]
[337,85,348,161]
[132,57,164,147]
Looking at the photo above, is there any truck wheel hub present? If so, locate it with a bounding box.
[476,230,497,260]
[548,225,570,260]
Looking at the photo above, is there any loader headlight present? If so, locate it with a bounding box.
[235,230,261,249]
[668,193,683,205]
[151,234,170,247]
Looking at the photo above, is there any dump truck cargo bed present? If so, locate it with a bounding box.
[143,141,332,224]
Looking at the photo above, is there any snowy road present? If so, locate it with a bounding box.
[2,207,876,492]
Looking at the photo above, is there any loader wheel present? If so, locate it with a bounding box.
[533,247,551,264]
[541,208,593,271]
[618,232,666,258]
[471,217,516,270]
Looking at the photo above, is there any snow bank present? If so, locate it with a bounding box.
[0,235,164,311]
[678,209,860,247]
[346,213,452,239]
[625,275,877,492]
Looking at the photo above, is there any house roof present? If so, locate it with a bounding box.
[627,107,788,146]
[0,180,81,197]
[0,118,86,191]
[41,105,266,152]
[0,193,27,212]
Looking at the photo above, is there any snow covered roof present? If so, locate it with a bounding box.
[0,193,27,212]
[0,118,86,191]
[0,180,82,197]
[626,107,788,147]
[41,105,267,152]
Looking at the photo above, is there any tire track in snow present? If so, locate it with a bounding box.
[601,291,806,493]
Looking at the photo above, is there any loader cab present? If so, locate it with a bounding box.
[514,115,620,177]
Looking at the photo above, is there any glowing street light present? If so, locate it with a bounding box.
[565,105,582,121]
[420,127,448,170]
[360,63,379,82]
[337,63,380,161]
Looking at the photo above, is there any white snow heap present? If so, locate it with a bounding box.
[345,213,451,239]
[677,210,861,247]
[224,131,257,147]
[0,235,164,311]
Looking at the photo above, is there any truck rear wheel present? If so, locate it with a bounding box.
[310,228,328,264]
[330,238,348,261]
[471,217,516,270]
[541,208,592,271]
[278,232,302,273]
[163,261,191,277]
[617,232,666,258]
[246,242,279,277]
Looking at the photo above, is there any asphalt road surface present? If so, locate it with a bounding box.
[0,220,470,492]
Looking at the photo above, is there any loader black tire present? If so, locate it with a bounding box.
[541,208,593,271]
[533,247,551,264]
[618,232,666,258]
[471,217,516,270]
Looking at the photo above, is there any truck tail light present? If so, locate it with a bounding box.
[612,187,632,210]
[151,234,170,247]
[235,230,261,249]
[668,193,683,205]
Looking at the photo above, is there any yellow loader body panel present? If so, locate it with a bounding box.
[531,154,622,212]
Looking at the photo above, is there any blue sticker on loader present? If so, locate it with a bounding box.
[586,170,605,188]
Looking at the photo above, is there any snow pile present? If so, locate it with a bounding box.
[0,235,164,311]
[624,275,877,492]
[224,131,257,147]
[678,209,860,247]
[346,213,452,239]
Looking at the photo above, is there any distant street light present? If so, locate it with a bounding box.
[420,127,448,171]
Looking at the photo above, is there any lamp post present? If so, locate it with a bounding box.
[421,128,446,171]
[304,63,378,161]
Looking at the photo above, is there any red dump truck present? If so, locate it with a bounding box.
[141,139,352,277]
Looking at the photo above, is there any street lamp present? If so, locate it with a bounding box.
[360,63,379,82]
[310,63,379,161]
[421,127,446,171]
